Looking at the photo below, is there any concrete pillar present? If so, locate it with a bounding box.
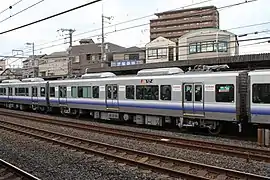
[257,128,263,146]
[264,129,269,147]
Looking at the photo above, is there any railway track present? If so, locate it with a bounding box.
[0,110,269,163]
[0,120,268,180]
[0,158,40,180]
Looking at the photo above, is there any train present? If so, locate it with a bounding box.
[0,65,269,135]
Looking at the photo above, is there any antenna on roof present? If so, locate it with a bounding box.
[187,64,229,72]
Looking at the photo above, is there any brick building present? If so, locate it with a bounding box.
[150,6,219,42]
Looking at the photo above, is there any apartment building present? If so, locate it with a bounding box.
[150,6,219,42]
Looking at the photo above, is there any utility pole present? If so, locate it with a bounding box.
[101,14,113,64]
[57,28,75,77]
[26,42,35,77]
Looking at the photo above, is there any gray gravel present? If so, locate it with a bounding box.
[0,130,181,180]
[1,114,270,177]
[2,108,269,151]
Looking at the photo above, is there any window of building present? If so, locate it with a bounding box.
[125,85,134,99]
[158,48,167,57]
[92,86,99,98]
[147,49,157,59]
[136,85,159,100]
[215,84,234,102]
[160,85,171,100]
[252,84,270,104]
[189,41,229,54]
[50,87,55,97]
[86,54,91,60]
[40,87,46,97]
[189,43,197,54]
[128,54,139,60]
[218,42,228,52]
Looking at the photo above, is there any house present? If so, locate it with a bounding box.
[39,51,69,77]
[22,54,46,78]
[70,39,125,75]
[111,46,145,67]
[145,36,177,64]
[178,28,239,60]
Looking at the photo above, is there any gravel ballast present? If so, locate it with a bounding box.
[1,108,268,150]
[1,114,270,177]
[0,130,177,180]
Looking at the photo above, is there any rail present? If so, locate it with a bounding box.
[0,120,268,180]
[0,158,40,180]
[0,109,269,163]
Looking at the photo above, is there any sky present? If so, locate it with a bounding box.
[0,0,269,68]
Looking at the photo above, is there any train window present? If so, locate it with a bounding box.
[195,85,202,102]
[71,86,77,98]
[160,85,171,100]
[17,88,27,96]
[8,87,12,96]
[59,86,67,98]
[126,85,134,99]
[49,87,55,97]
[32,87,38,97]
[78,86,91,98]
[215,84,234,102]
[106,85,112,99]
[92,86,99,98]
[25,88,29,96]
[40,87,46,97]
[252,84,270,104]
[184,85,192,102]
[0,88,6,95]
[15,88,18,96]
[136,85,159,100]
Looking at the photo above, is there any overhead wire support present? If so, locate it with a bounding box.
[0,0,102,35]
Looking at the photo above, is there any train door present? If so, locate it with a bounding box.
[183,83,204,117]
[58,86,67,105]
[105,84,119,110]
[8,87,13,102]
[31,86,38,103]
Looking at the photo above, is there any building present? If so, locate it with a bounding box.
[145,36,176,64]
[111,46,145,67]
[39,51,69,77]
[150,6,219,42]
[22,55,46,78]
[178,28,239,61]
[0,68,23,81]
[70,39,125,75]
[0,59,6,71]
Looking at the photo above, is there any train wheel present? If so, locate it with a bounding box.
[208,124,223,135]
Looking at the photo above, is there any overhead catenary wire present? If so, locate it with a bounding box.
[2,0,263,66]
[0,0,24,16]
[0,0,102,35]
[2,0,258,56]
[0,0,45,24]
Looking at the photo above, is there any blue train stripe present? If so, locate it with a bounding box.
[0,96,237,114]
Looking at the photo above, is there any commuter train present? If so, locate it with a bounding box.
[0,66,269,135]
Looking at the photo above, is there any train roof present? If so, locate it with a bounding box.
[248,69,270,76]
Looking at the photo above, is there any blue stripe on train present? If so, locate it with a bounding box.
[0,96,237,114]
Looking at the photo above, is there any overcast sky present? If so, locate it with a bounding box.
[0,0,269,67]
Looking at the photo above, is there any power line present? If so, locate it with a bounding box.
[0,0,45,24]
[0,0,102,35]
[2,0,262,65]
[34,0,259,49]
[34,0,214,48]
[0,0,24,16]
